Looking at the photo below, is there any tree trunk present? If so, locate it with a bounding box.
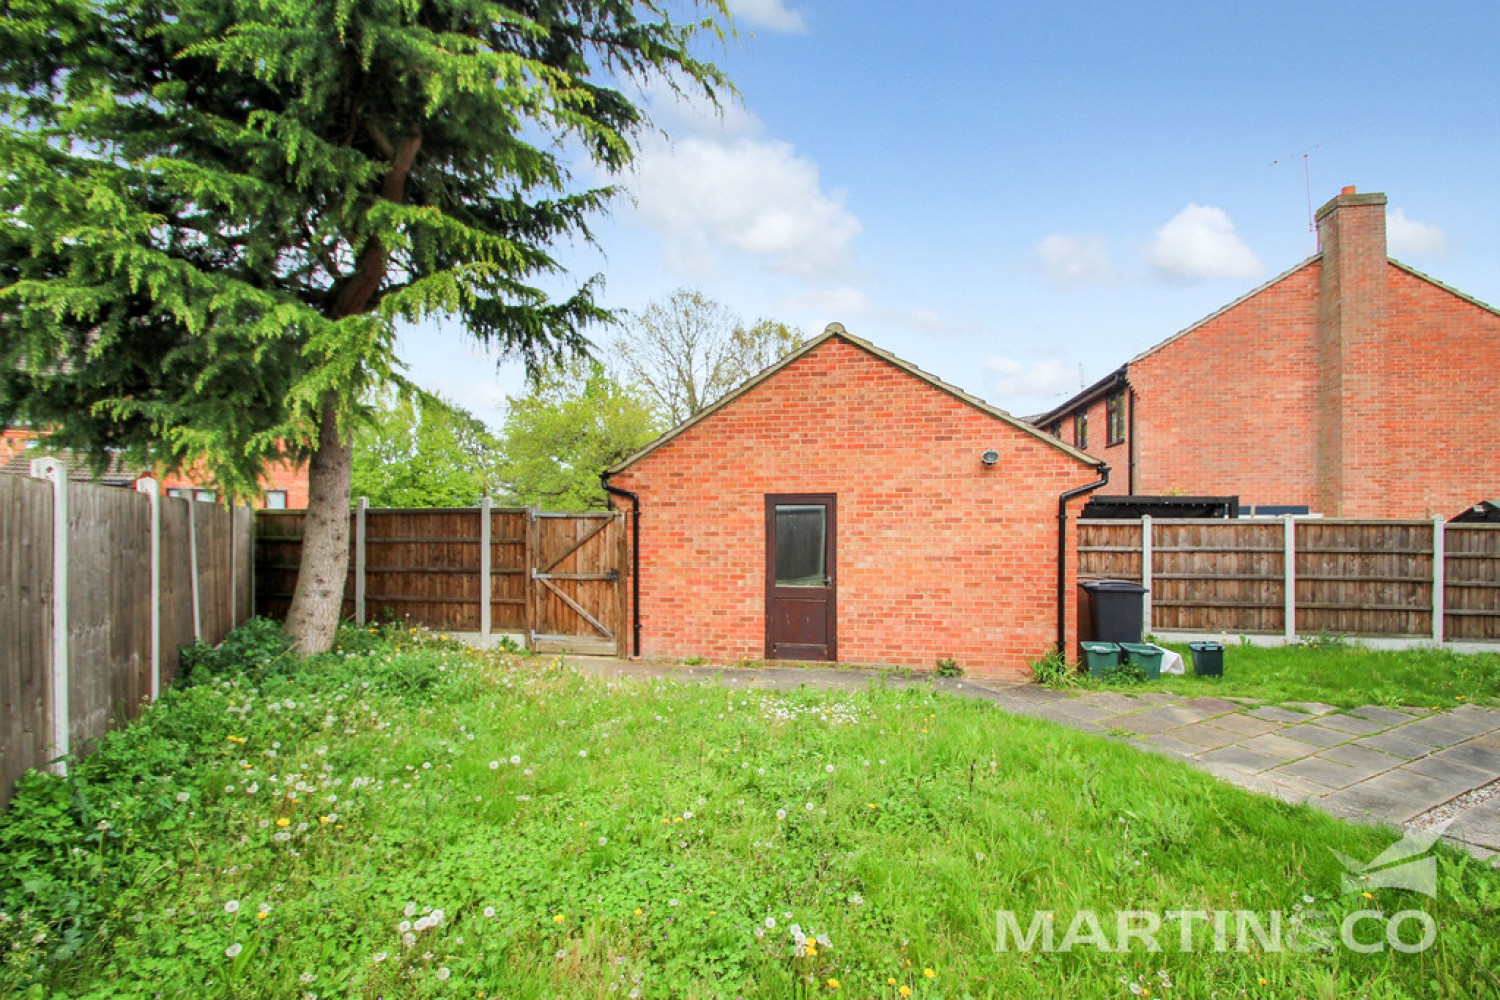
[283,394,354,652]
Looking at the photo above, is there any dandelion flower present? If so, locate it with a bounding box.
[436,967,451,981]
[765,917,776,929]
[633,908,643,916]
[899,988,912,998]
[489,761,500,770]
[176,791,191,803]
[553,914,566,924]
[775,809,787,820]
[805,802,815,811]
[510,755,521,765]
[224,900,240,914]
[373,951,387,963]
[826,979,839,990]
[275,818,290,828]
[225,943,243,958]
[924,968,936,979]
[484,906,496,918]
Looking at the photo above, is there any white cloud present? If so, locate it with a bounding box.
[626,133,861,276]
[780,285,869,323]
[984,356,1080,401]
[1036,233,1118,285]
[729,0,807,33]
[1387,208,1451,257]
[1147,204,1262,282]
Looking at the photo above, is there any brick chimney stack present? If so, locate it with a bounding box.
[1314,186,1389,516]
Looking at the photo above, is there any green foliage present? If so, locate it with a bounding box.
[177,616,296,685]
[1078,643,1500,708]
[934,657,964,678]
[613,288,806,425]
[1295,629,1351,651]
[497,356,659,509]
[2,631,1497,996]
[0,0,731,645]
[350,388,503,507]
[1026,649,1077,687]
[1100,659,1149,685]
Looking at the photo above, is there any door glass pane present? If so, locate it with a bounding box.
[775,504,826,587]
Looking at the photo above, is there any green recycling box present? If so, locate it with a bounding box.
[1080,641,1121,677]
[1188,641,1225,677]
[1119,642,1165,680]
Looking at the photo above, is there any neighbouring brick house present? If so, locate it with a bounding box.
[0,426,309,508]
[602,326,1107,675]
[1032,187,1500,519]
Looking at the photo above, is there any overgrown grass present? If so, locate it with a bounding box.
[1075,641,1500,709]
[2,621,1498,997]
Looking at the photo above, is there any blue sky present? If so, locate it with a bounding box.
[402,0,1500,427]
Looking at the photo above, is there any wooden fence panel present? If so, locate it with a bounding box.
[159,497,197,686]
[1077,521,1141,580]
[66,483,152,756]
[364,509,480,630]
[0,476,53,808]
[1296,521,1434,638]
[1446,525,1500,641]
[490,508,529,632]
[1150,520,1285,634]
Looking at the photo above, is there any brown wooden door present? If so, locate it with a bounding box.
[765,494,836,661]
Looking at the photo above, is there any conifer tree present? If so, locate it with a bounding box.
[0,0,728,649]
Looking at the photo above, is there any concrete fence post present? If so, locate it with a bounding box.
[1432,516,1445,645]
[355,497,367,626]
[480,497,493,636]
[136,478,162,701]
[1283,514,1297,641]
[31,458,69,775]
[1140,514,1153,636]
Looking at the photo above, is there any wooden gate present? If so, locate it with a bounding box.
[529,511,627,655]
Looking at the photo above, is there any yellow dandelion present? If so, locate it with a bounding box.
[1258,978,1268,986]
[275,817,290,828]
[887,978,897,986]
[899,988,912,998]
[633,908,643,916]
[552,914,565,924]
[256,912,268,921]
[826,979,839,990]
[924,968,936,979]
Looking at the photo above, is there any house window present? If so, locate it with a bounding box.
[264,490,288,510]
[194,489,216,503]
[1106,391,1126,446]
[166,487,188,499]
[1074,412,1088,450]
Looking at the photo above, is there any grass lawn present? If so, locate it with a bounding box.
[1073,641,1500,709]
[2,622,1498,998]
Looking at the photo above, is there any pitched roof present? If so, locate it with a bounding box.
[1,447,139,485]
[606,324,1103,476]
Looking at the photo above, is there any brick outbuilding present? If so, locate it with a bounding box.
[603,327,1107,676]
[1033,187,1500,518]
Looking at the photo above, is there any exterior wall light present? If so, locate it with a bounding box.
[981,449,1000,467]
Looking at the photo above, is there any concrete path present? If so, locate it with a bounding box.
[558,657,1500,863]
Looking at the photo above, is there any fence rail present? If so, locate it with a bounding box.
[1079,517,1500,643]
[1,464,251,809]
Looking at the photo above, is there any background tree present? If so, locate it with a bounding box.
[497,358,659,509]
[0,0,729,650]
[612,288,805,425]
[350,389,503,507]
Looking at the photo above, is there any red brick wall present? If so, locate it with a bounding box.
[159,458,310,509]
[608,336,1103,676]
[1375,266,1500,517]
[1128,261,1323,509]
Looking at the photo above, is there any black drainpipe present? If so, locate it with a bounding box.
[600,473,641,658]
[1127,388,1137,495]
[1057,464,1111,656]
